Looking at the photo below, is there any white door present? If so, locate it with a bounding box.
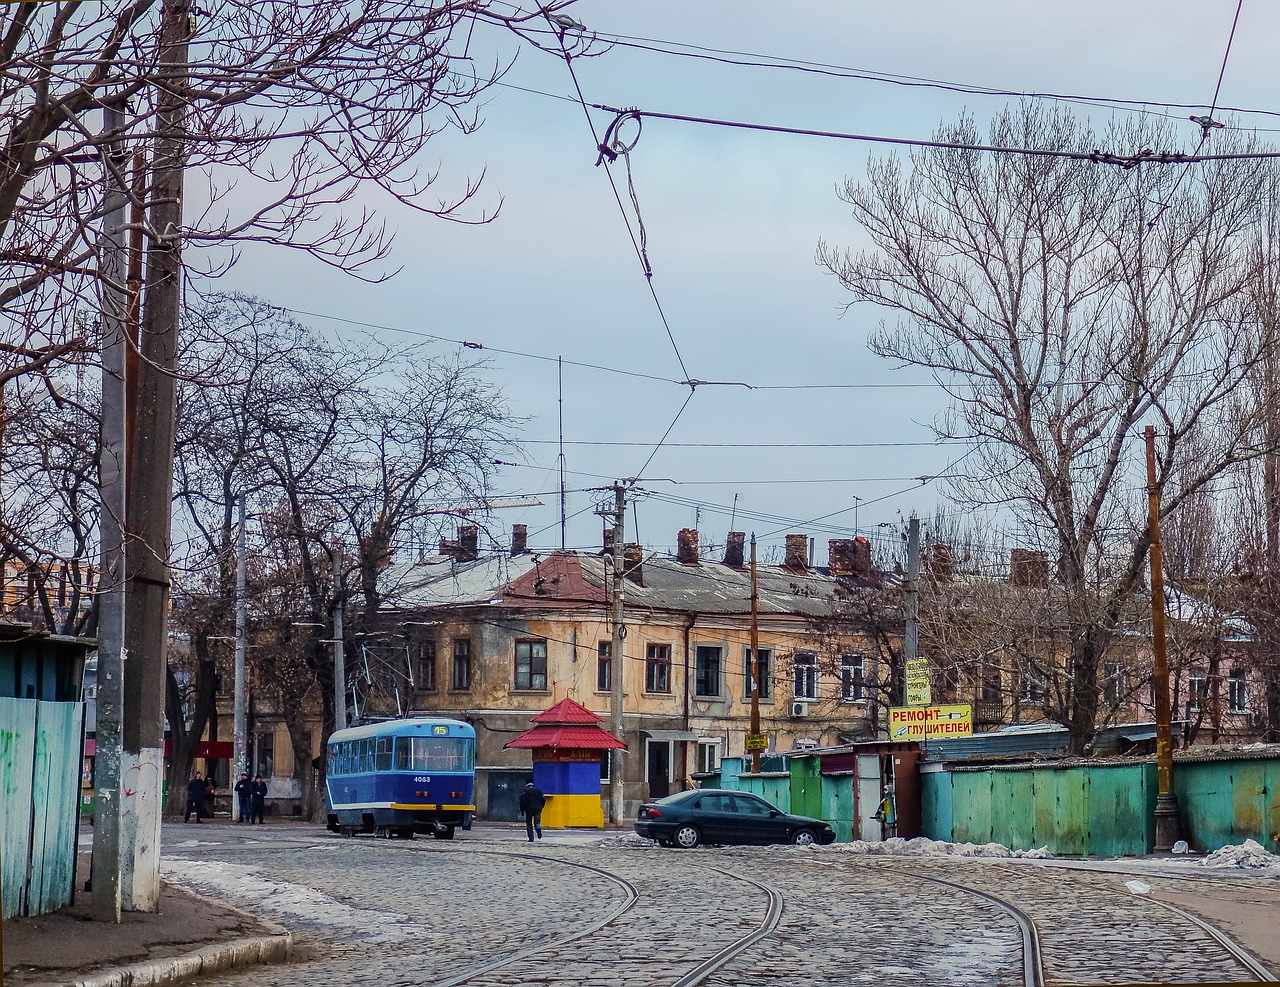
[856,754,882,842]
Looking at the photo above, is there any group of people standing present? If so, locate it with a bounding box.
[183,770,268,823]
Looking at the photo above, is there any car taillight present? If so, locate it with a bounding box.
[644,808,663,819]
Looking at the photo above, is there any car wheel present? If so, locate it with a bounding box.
[791,829,817,847]
[673,824,701,849]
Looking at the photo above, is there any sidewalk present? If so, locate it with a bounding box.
[2,849,290,987]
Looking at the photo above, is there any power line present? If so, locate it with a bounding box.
[521,439,958,448]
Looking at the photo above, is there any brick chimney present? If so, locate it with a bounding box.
[828,538,856,576]
[723,531,746,568]
[851,536,873,578]
[439,524,480,562]
[624,543,644,586]
[676,528,700,565]
[511,524,528,556]
[1010,548,1049,588]
[784,534,808,571]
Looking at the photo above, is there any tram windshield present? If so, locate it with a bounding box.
[394,736,475,773]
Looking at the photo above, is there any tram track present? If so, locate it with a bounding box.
[418,847,786,987]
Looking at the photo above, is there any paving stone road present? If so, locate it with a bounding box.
[162,826,1278,987]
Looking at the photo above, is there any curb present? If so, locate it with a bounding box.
[27,929,292,987]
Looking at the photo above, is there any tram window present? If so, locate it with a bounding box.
[376,737,393,771]
[393,736,476,772]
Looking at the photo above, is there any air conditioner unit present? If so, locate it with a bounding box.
[790,701,810,718]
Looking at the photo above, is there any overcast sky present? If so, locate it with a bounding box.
[218,1,1280,566]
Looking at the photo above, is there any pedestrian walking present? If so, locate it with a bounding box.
[234,773,252,823]
[518,781,545,842]
[184,771,208,823]
[251,775,268,824]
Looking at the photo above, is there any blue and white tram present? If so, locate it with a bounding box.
[325,718,476,839]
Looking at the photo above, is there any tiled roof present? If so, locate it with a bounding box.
[531,697,604,724]
[503,723,627,751]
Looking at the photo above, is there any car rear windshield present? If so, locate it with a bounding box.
[653,790,700,805]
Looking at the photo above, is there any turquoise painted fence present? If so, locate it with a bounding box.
[924,756,1277,856]
[0,697,85,918]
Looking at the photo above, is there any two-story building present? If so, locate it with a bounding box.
[371,525,896,819]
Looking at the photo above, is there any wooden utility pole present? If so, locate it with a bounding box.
[607,483,626,826]
[91,100,129,924]
[1145,425,1181,851]
[120,0,191,911]
[749,533,761,773]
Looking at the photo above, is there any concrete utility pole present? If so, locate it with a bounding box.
[120,0,192,911]
[330,545,347,732]
[1145,425,1180,851]
[233,493,247,820]
[91,100,129,924]
[607,483,627,826]
[904,516,920,702]
[749,533,761,774]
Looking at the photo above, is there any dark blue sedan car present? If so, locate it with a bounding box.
[634,788,836,848]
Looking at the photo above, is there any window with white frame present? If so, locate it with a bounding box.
[1102,661,1124,707]
[696,738,722,774]
[1187,672,1207,714]
[599,750,611,782]
[793,652,818,700]
[1021,668,1046,704]
[744,647,773,699]
[840,654,865,702]
[1228,671,1248,714]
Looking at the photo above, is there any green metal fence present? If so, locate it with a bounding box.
[924,756,1278,856]
[0,697,85,917]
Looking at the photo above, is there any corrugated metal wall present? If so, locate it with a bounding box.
[790,757,821,819]
[924,758,1280,856]
[0,697,85,918]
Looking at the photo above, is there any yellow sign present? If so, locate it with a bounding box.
[905,659,931,706]
[744,733,769,752]
[888,704,973,740]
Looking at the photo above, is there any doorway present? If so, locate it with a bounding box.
[646,741,670,799]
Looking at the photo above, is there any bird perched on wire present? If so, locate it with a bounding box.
[1189,115,1225,137]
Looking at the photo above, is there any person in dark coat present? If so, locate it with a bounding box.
[234,773,252,824]
[518,781,545,842]
[251,775,268,824]
[184,772,208,823]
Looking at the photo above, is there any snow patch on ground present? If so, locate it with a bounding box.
[820,837,1051,859]
[1201,839,1280,870]
[595,833,658,849]
[162,857,428,941]
[172,839,223,848]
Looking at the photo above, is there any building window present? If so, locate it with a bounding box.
[793,652,818,700]
[417,641,437,692]
[744,648,773,699]
[1103,661,1124,707]
[841,654,865,702]
[452,639,471,690]
[1021,669,1045,704]
[645,643,671,693]
[695,645,722,698]
[1228,671,1248,714]
[597,641,611,692]
[981,671,1002,702]
[696,738,722,774]
[599,750,611,782]
[1187,672,1207,714]
[514,639,548,690]
[256,731,274,779]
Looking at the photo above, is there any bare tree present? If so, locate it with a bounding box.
[819,104,1280,753]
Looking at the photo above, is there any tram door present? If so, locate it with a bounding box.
[487,771,531,821]
[646,741,670,800]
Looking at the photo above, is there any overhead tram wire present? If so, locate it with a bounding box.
[587,103,1280,167]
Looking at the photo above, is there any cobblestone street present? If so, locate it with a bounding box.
[161,824,1280,986]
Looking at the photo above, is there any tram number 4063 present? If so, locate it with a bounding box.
[414,776,431,783]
